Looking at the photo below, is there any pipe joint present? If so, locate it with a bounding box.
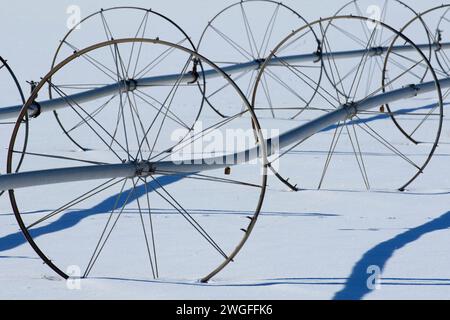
[344,102,358,119]
[125,79,138,92]
[406,84,420,97]
[255,58,266,69]
[369,46,384,57]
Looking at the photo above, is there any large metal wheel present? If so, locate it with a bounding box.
[198,0,323,119]
[7,38,268,283]
[382,4,450,146]
[50,7,199,151]
[0,56,27,198]
[253,16,443,192]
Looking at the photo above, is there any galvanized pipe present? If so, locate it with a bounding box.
[1,76,448,191]
[0,42,448,121]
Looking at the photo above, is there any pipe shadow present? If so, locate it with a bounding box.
[333,210,450,300]
[86,207,340,218]
[90,276,450,290]
[0,174,187,253]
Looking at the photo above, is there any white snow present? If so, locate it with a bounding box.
[1,0,450,300]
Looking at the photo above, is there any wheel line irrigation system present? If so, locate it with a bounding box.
[1,7,450,282]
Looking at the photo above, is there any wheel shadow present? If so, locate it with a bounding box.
[0,174,188,253]
[334,210,450,300]
[0,174,338,254]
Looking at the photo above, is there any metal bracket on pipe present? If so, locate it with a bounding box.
[188,58,200,84]
[255,58,266,69]
[368,46,384,57]
[405,84,420,97]
[435,30,443,52]
[26,80,41,118]
[0,42,449,122]
[29,102,41,118]
[313,40,322,63]
[1,76,449,192]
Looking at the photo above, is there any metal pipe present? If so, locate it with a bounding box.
[0,163,136,191]
[1,76,448,191]
[0,42,448,121]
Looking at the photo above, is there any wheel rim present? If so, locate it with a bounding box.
[383,4,450,146]
[0,56,27,198]
[435,6,450,77]
[323,0,432,99]
[8,38,268,282]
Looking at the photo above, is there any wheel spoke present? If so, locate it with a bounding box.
[10,149,110,166]
[239,2,259,59]
[127,10,151,76]
[318,121,345,189]
[62,40,117,81]
[112,43,132,160]
[146,56,194,160]
[273,56,339,108]
[143,177,159,278]
[209,24,254,61]
[148,175,229,260]
[47,80,132,161]
[66,94,117,134]
[258,3,281,58]
[135,38,188,79]
[151,109,249,163]
[134,89,190,129]
[355,119,422,171]
[154,170,262,189]
[135,178,156,278]
[345,124,370,189]
[347,26,379,100]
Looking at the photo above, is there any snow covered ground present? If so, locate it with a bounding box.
[1,0,450,300]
